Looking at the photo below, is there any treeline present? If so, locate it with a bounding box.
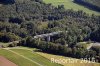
[74,0,100,12]
[18,37,100,62]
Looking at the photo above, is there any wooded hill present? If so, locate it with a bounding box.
[0,0,100,43]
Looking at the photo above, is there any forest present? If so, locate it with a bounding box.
[0,0,100,62]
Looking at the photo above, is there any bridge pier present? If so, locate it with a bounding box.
[47,36,50,42]
[38,38,41,45]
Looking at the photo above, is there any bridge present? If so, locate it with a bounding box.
[33,31,67,41]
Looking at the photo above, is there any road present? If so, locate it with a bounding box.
[87,43,100,50]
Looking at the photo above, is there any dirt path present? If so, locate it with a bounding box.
[0,56,17,66]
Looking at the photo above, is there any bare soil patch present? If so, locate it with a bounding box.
[0,56,17,66]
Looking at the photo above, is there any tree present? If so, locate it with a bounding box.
[0,0,15,4]
[90,28,100,42]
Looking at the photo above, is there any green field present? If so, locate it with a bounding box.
[0,47,100,66]
[43,0,100,15]
[37,52,100,66]
[0,49,39,66]
[10,49,61,66]
[0,48,61,66]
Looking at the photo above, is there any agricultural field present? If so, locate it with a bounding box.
[0,47,61,66]
[0,49,39,66]
[10,49,61,66]
[0,47,100,66]
[43,0,100,15]
[37,52,100,66]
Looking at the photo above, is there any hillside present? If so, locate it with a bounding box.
[0,0,99,42]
